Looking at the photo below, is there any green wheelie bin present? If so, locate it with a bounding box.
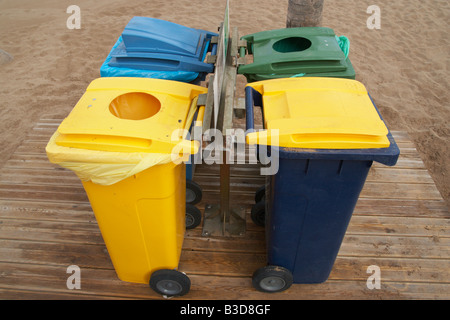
[238,27,355,82]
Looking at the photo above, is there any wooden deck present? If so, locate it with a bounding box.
[0,115,448,300]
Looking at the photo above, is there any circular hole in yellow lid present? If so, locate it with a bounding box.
[109,92,161,120]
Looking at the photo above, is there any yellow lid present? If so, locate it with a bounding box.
[56,77,207,154]
[246,77,390,149]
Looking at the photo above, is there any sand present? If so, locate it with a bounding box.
[0,0,449,206]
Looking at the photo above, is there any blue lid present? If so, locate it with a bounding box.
[121,17,203,57]
[108,17,217,73]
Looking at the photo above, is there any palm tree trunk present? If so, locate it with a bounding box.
[286,0,324,28]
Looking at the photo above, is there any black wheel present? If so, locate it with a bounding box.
[149,269,191,297]
[252,266,293,293]
[186,180,202,205]
[185,204,202,230]
[254,185,266,203]
[251,200,265,227]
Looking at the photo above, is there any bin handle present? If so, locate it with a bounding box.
[245,86,263,132]
[239,40,251,60]
[239,46,246,60]
[180,96,206,155]
[211,43,218,57]
[195,106,205,128]
[194,93,207,127]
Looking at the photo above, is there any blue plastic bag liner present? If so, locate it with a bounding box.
[100,37,201,83]
[108,17,217,73]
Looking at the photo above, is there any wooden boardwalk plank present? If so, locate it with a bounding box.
[0,118,448,300]
[0,261,448,300]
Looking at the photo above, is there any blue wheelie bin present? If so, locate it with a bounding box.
[245,77,400,292]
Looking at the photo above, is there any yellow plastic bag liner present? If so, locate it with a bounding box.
[246,77,390,149]
[46,77,207,185]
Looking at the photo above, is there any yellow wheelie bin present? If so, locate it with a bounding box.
[46,77,207,297]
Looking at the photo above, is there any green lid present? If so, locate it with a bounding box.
[238,27,355,81]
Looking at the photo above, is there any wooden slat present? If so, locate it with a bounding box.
[359,181,443,200]
[0,239,112,269]
[0,184,88,203]
[339,235,449,259]
[345,215,450,237]
[0,219,102,244]
[0,200,94,222]
[354,198,449,218]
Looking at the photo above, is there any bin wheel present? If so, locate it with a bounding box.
[251,200,265,227]
[252,266,293,293]
[186,180,202,205]
[186,204,202,230]
[254,185,266,203]
[149,269,191,297]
